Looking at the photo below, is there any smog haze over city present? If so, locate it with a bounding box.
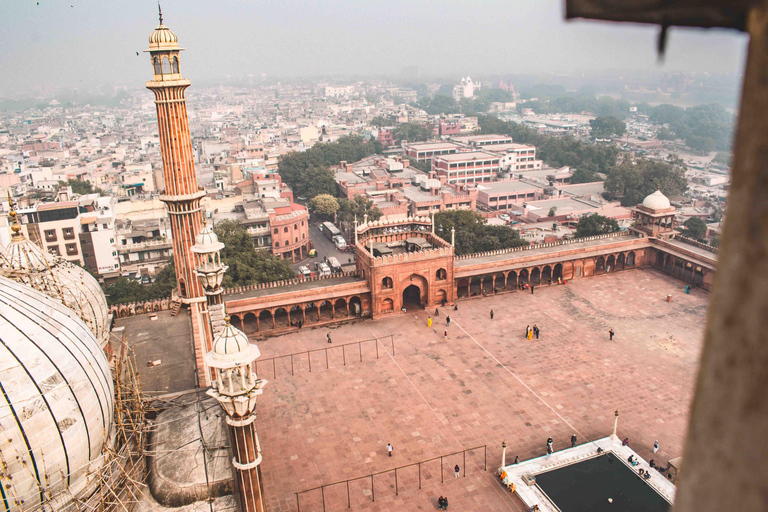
[0,0,747,100]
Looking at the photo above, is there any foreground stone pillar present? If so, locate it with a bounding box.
[229,415,265,512]
[675,4,768,511]
[206,318,268,512]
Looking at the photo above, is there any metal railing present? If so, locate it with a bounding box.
[255,335,394,380]
[294,445,486,511]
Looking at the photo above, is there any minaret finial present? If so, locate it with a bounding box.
[158,1,163,25]
[7,192,23,241]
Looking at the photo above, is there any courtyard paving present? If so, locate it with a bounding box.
[250,268,709,512]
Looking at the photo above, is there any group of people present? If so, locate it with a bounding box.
[525,325,540,340]
[437,496,449,510]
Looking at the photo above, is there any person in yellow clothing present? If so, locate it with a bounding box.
[528,329,533,340]
[427,316,432,328]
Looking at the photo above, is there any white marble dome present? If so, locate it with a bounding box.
[148,23,179,47]
[641,190,671,211]
[0,227,110,350]
[0,275,114,511]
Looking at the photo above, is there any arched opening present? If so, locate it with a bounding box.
[381,298,394,312]
[161,56,172,74]
[482,275,494,294]
[334,298,348,318]
[243,313,258,334]
[178,278,187,298]
[595,256,606,273]
[519,269,529,285]
[305,302,319,323]
[665,256,675,274]
[531,267,541,285]
[683,262,694,282]
[153,57,162,75]
[171,56,179,73]
[230,315,243,331]
[626,251,636,267]
[617,253,626,270]
[289,305,303,326]
[402,284,422,309]
[319,301,333,320]
[542,265,552,283]
[606,255,616,273]
[693,267,705,287]
[469,277,482,296]
[436,268,447,281]
[493,272,505,292]
[349,296,362,316]
[382,276,393,289]
[435,289,447,305]
[258,310,273,332]
[506,271,517,290]
[674,259,685,278]
[274,308,289,328]
[553,264,563,281]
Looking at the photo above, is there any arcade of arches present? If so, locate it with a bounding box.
[222,239,715,338]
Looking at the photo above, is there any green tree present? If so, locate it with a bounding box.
[669,104,734,153]
[548,207,558,217]
[604,155,687,206]
[589,117,626,139]
[214,219,295,288]
[656,127,674,141]
[434,210,528,256]
[712,152,731,166]
[309,194,340,217]
[575,214,620,238]
[682,217,707,239]
[337,195,382,225]
[277,135,381,199]
[147,260,177,300]
[370,115,392,128]
[58,178,104,196]
[570,168,599,184]
[104,278,148,305]
[393,122,432,143]
[650,104,685,126]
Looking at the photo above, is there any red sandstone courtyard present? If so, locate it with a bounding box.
[252,268,707,511]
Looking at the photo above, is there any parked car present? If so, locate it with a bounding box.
[298,265,311,278]
[318,263,331,276]
[499,213,511,222]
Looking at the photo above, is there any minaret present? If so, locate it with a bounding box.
[145,6,205,302]
[192,222,229,356]
[206,319,268,512]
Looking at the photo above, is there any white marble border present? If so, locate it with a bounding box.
[498,436,676,512]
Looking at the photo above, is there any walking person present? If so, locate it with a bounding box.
[446,316,451,326]
[531,284,535,294]
[571,434,577,448]
[547,436,553,448]
[387,443,393,457]
[490,309,494,319]
[444,329,447,339]
[546,444,553,459]
[609,328,615,340]
[427,316,432,328]
[525,325,530,338]
[653,440,659,454]
[534,325,539,339]
[528,328,533,341]
[454,464,460,478]
[327,333,332,344]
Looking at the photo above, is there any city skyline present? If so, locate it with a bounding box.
[0,0,747,98]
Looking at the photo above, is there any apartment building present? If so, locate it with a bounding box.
[403,141,461,162]
[432,151,501,185]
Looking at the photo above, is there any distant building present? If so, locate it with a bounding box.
[432,151,501,186]
[453,76,480,101]
[403,141,460,162]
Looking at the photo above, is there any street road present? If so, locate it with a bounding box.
[290,222,354,271]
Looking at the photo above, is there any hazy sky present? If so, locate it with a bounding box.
[0,0,748,97]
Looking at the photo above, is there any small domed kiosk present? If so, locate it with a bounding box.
[631,190,677,239]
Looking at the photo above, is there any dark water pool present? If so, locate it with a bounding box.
[535,453,670,512]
